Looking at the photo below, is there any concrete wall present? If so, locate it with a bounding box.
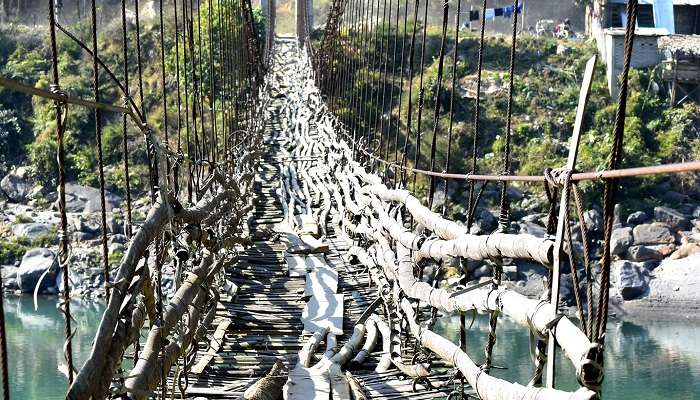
[605,29,663,98]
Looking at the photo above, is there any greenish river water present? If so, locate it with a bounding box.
[3,295,700,399]
[433,314,700,399]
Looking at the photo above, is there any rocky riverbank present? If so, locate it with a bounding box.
[441,186,700,320]
[0,167,176,299]
[2,166,700,317]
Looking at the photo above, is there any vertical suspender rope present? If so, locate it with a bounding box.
[399,0,420,187]
[427,0,449,210]
[159,0,171,184]
[393,0,409,187]
[174,0,184,197]
[497,0,520,231]
[48,0,74,384]
[207,0,217,165]
[442,0,461,216]
[89,0,110,301]
[465,0,487,230]
[369,0,385,155]
[121,0,134,238]
[410,0,429,192]
[196,0,208,169]
[183,0,194,203]
[376,0,391,168]
[597,0,639,345]
[383,0,399,179]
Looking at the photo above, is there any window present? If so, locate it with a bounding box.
[637,5,655,28]
[607,3,655,29]
[674,5,700,34]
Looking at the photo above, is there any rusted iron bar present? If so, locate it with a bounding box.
[360,146,700,182]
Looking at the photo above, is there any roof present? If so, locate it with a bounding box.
[658,35,700,56]
[606,0,700,4]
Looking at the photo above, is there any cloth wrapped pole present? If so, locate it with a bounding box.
[401,299,597,400]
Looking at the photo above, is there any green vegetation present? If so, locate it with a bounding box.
[0,237,29,265]
[327,26,700,214]
[0,4,266,197]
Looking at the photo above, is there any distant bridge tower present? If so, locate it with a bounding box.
[296,0,313,40]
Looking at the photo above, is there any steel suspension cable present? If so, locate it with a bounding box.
[497,0,520,231]
[596,0,639,344]
[48,0,74,384]
[442,0,461,216]
[427,0,449,210]
[399,0,420,187]
[174,0,184,197]
[383,0,400,179]
[159,0,171,184]
[89,0,110,301]
[120,0,134,238]
[393,0,409,187]
[409,0,429,192]
[465,0,487,230]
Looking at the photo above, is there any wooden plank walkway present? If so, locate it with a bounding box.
[172,44,470,399]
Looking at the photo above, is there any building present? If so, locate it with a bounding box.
[586,0,700,103]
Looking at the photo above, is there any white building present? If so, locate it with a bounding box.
[586,0,700,102]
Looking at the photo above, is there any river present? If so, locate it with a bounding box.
[3,296,700,399]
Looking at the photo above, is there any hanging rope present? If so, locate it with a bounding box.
[427,0,450,210]
[442,0,461,217]
[497,0,520,232]
[410,0,429,192]
[48,0,74,383]
[89,0,111,301]
[596,0,639,344]
[120,0,134,239]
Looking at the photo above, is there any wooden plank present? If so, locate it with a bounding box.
[301,293,344,335]
[285,366,331,400]
[546,55,597,388]
[286,254,309,277]
[304,266,339,297]
[190,318,232,373]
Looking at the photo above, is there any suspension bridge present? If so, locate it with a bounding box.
[0,0,698,399]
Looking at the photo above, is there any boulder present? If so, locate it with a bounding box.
[16,248,58,293]
[62,183,122,214]
[661,190,688,205]
[584,209,603,232]
[614,260,649,300]
[613,204,622,228]
[518,221,546,237]
[472,264,492,280]
[0,167,32,202]
[626,211,648,225]
[654,206,690,231]
[632,223,674,245]
[73,231,96,242]
[12,223,52,241]
[109,234,128,245]
[472,207,497,233]
[625,244,674,262]
[611,227,633,255]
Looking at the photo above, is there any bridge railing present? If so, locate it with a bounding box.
[0,0,271,398]
[306,0,700,398]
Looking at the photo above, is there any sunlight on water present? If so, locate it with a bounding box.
[433,314,700,399]
[4,295,700,399]
[4,296,105,400]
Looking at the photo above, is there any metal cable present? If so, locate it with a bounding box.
[496,0,520,232]
[48,0,74,383]
[442,0,461,216]
[427,0,450,209]
[596,0,639,344]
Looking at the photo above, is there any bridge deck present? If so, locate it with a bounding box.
[173,40,470,400]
